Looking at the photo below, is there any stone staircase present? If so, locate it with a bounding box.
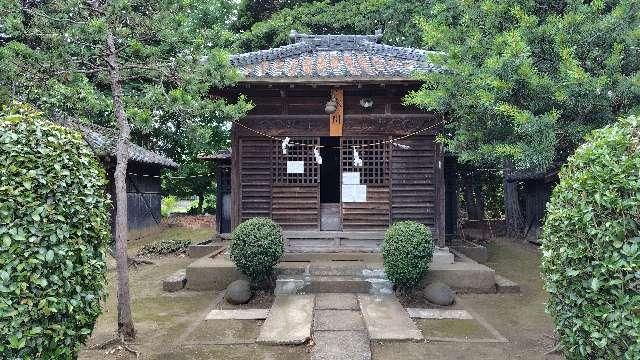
[283,231,384,252]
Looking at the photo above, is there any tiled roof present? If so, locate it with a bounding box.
[65,122,178,168]
[230,31,442,82]
[200,149,231,162]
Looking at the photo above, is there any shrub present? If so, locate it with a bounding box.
[541,116,640,359]
[136,239,191,257]
[381,221,434,289]
[161,196,178,217]
[229,217,284,284]
[0,105,111,358]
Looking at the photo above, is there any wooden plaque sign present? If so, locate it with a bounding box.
[329,88,343,137]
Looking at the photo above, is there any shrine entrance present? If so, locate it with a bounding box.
[320,137,341,230]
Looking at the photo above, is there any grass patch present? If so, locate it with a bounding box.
[417,319,492,339]
[137,239,191,257]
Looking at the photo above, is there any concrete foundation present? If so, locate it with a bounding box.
[162,269,187,292]
[186,249,497,293]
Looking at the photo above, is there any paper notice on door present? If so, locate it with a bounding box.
[287,161,304,174]
[342,184,367,202]
[342,172,360,185]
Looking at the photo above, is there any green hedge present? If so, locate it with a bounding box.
[0,105,111,359]
[541,116,640,359]
[230,217,284,284]
[381,221,434,289]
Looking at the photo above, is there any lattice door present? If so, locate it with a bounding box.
[340,138,390,184]
[273,137,320,184]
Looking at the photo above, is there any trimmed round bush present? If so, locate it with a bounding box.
[0,105,111,358]
[229,217,284,284]
[381,221,434,289]
[541,116,640,359]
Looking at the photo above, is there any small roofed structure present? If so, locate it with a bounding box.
[210,31,451,251]
[65,122,177,232]
[200,149,232,234]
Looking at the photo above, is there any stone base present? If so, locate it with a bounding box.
[495,274,521,293]
[186,251,496,293]
[431,246,455,265]
[162,269,187,292]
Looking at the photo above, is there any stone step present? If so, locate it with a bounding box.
[306,275,371,293]
[276,274,392,295]
[286,246,381,253]
[257,295,315,345]
[358,294,423,341]
[162,269,186,292]
[311,331,371,360]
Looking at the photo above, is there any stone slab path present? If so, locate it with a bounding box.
[359,294,424,341]
[406,308,473,320]
[311,293,371,360]
[257,294,315,345]
[205,309,269,320]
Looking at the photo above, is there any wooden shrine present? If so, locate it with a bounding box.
[214,32,447,247]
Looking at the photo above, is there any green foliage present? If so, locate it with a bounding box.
[186,194,216,215]
[407,0,640,171]
[541,116,640,359]
[0,104,111,358]
[161,196,179,217]
[136,239,191,257]
[229,218,285,284]
[0,0,251,201]
[381,221,434,289]
[234,0,432,51]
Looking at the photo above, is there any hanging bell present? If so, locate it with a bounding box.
[325,96,337,114]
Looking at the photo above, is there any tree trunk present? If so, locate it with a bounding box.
[106,30,136,340]
[197,193,204,214]
[503,160,525,238]
[462,172,484,221]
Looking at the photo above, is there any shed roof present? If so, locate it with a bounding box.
[200,149,231,163]
[66,122,178,168]
[230,31,442,83]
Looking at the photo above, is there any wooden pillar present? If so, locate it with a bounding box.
[435,142,446,247]
[231,123,240,230]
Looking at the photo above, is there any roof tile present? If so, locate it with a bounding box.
[230,32,442,82]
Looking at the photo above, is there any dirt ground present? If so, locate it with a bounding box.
[372,238,563,360]
[79,229,562,359]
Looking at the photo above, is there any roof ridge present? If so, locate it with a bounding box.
[230,32,432,66]
[60,120,178,168]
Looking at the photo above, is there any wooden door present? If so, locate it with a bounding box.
[270,137,321,230]
[340,137,390,230]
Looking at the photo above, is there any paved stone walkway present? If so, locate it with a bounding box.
[257,295,315,345]
[311,293,371,360]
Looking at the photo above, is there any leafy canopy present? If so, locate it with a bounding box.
[0,0,250,202]
[407,0,640,170]
[0,104,111,358]
[234,0,434,51]
[541,116,640,359]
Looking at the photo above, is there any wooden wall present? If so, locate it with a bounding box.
[390,136,436,226]
[228,84,445,245]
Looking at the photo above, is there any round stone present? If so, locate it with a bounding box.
[423,281,454,306]
[225,279,252,305]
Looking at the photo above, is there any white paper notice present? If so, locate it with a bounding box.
[342,184,367,202]
[287,161,304,174]
[342,172,360,185]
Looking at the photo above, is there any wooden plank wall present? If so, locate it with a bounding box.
[239,138,273,222]
[342,186,390,230]
[272,185,320,230]
[391,136,437,228]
